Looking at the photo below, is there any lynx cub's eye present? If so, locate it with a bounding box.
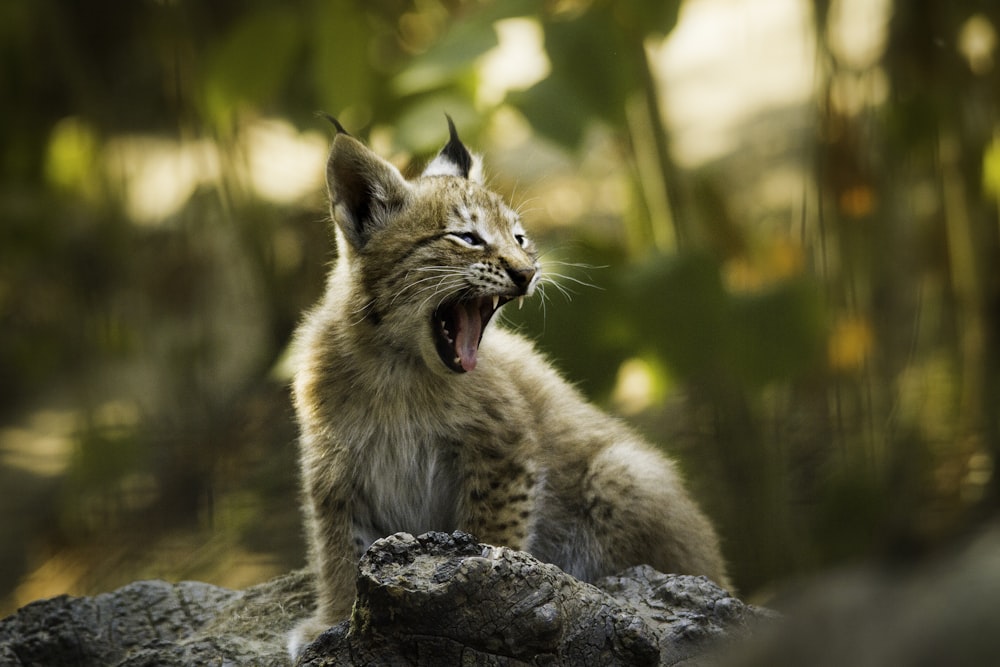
[514,233,527,248]
[452,232,485,247]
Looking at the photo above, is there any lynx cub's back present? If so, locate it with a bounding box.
[288,119,729,657]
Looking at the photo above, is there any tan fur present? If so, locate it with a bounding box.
[288,126,729,656]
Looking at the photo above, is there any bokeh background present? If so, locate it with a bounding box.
[2,0,999,615]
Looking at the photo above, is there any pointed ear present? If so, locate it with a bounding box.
[422,115,483,183]
[327,132,411,250]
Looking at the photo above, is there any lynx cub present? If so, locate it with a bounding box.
[288,119,728,655]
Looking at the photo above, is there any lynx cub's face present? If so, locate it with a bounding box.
[327,119,539,373]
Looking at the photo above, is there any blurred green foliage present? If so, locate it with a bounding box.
[1,0,999,613]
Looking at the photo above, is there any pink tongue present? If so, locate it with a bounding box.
[454,301,482,372]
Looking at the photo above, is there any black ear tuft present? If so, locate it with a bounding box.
[316,112,350,136]
[420,114,482,181]
[440,114,473,178]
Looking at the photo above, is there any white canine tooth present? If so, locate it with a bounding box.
[491,295,499,310]
[517,296,524,310]
[453,356,461,365]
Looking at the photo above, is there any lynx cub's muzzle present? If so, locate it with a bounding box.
[433,266,535,373]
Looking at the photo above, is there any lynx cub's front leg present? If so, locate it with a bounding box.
[458,444,540,550]
[286,450,358,657]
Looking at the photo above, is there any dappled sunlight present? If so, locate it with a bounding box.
[11,527,290,612]
[245,119,327,204]
[827,315,873,371]
[542,180,588,225]
[654,0,815,167]
[96,118,326,225]
[962,451,994,503]
[826,0,891,69]
[484,105,535,151]
[44,117,101,202]
[985,133,1000,197]
[12,551,90,611]
[612,357,667,416]
[103,135,219,225]
[477,18,550,107]
[723,236,806,293]
[958,14,998,75]
[0,410,76,478]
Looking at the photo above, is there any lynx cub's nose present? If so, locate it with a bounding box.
[507,266,535,291]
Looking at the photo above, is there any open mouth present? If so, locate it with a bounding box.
[432,295,519,373]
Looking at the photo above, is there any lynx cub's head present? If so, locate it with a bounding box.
[326,118,539,374]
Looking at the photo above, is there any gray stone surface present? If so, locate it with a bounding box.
[1,531,765,666]
[0,572,312,666]
[298,532,765,666]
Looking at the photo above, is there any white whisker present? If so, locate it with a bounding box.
[346,299,379,328]
[544,272,602,291]
[513,196,541,218]
[390,271,466,307]
[541,258,608,271]
[409,266,464,274]
[421,282,470,313]
[408,278,467,310]
[537,280,574,303]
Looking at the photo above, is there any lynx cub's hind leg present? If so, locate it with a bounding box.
[586,440,730,588]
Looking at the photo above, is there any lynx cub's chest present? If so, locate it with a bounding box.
[351,422,461,548]
[287,117,729,659]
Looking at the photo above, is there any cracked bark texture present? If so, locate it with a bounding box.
[1,531,764,666]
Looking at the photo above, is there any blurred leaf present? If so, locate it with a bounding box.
[509,75,591,147]
[313,0,374,116]
[391,0,543,99]
[44,117,100,199]
[203,9,301,124]
[541,7,636,125]
[393,94,479,153]
[393,14,499,96]
[624,253,729,379]
[728,279,826,386]
[515,5,642,147]
[611,0,682,37]
[621,254,825,387]
[828,315,874,372]
[70,426,141,489]
[815,466,886,562]
[473,0,542,24]
[984,134,1000,200]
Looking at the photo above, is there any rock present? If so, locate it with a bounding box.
[720,521,1000,667]
[597,565,772,666]
[298,531,766,666]
[0,572,313,666]
[0,531,765,666]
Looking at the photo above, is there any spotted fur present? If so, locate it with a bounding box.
[288,123,729,656]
